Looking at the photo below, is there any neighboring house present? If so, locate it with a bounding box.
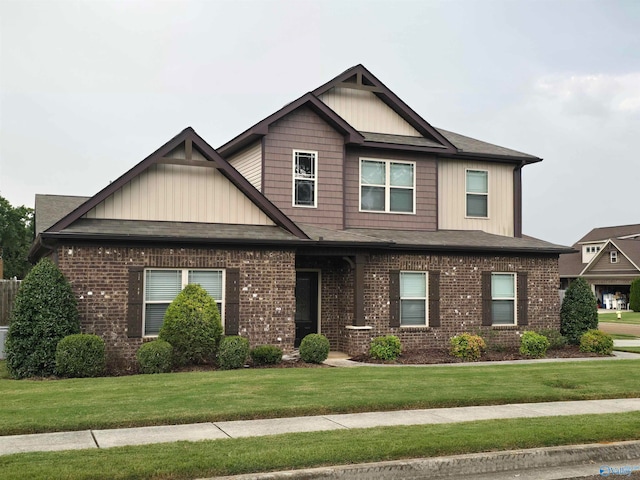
[559,224,640,310]
[30,65,571,367]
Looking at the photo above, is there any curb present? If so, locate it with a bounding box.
[210,440,640,479]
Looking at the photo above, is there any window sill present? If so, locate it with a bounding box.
[491,324,518,330]
[345,325,373,330]
[360,209,416,215]
[399,326,430,331]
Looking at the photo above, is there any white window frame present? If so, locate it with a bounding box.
[292,150,318,208]
[143,268,225,337]
[400,271,428,327]
[610,251,618,264]
[491,272,517,326]
[359,158,416,214]
[466,169,489,218]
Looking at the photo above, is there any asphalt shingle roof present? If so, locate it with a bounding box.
[35,194,90,234]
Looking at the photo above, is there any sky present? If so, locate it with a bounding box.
[1,0,639,247]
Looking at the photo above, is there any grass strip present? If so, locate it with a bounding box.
[599,311,640,324]
[614,347,640,353]
[0,413,639,480]
[2,360,640,436]
[609,333,639,340]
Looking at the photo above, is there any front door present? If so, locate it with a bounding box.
[295,271,319,347]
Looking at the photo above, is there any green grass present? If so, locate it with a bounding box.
[609,333,639,340]
[0,413,639,480]
[614,347,640,353]
[599,311,640,324]
[2,359,640,436]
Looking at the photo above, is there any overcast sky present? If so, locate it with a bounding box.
[1,0,638,246]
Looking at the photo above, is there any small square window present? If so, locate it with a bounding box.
[360,159,415,214]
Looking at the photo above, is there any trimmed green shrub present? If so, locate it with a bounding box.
[137,340,173,374]
[299,334,330,364]
[538,328,567,350]
[369,335,402,361]
[580,329,613,355]
[158,284,223,366]
[217,336,250,370]
[6,258,80,379]
[449,333,486,361]
[55,334,106,378]
[519,331,550,358]
[250,345,282,365]
[630,277,640,312]
[560,277,598,345]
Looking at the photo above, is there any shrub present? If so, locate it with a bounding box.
[580,329,613,355]
[158,284,223,366]
[217,336,250,370]
[299,334,330,364]
[250,345,282,365]
[560,277,598,345]
[519,331,550,358]
[538,328,567,350]
[137,340,173,374]
[369,335,402,361]
[6,258,80,379]
[630,277,640,312]
[55,334,106,378]
[449,333,486,361]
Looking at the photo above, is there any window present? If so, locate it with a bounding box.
[360,159,415,213]
[466,170,488,217]
[400,272,427,326]
[491,273,516,325]
[144,269,224,336]
[293,150,317,207]
[610,251,618,263]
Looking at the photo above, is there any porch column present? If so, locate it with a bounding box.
[354,254,366,326]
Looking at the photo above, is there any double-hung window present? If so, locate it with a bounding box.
[360,159,415,213]
[610,251,618,263]
[400,271,427,326]
[293,150,317,207]
[491,273,516,325]
[466,170,488,217]
[144,269,224,336]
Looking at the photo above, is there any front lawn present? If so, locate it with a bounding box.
[599,311,640,324]
[2,359,640,436]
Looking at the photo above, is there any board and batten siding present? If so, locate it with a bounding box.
[438,160,514,237]
[319,87,421,137]
[228,141,262,191]
[84,163,275,225]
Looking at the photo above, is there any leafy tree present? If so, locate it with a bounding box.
[0,195,34,279]
[6,258,80,378]
[560,277,598,345]
[630,277,640,313]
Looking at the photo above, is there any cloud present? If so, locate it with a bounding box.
[534,73,640,116]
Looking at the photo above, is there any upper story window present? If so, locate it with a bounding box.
[360,159,415,214]
[466,170,488,218]
[491,273,516,325]
[610,251,618,263]
[144,269,224,336]
[400,271,428,326]
[293,150,317,207]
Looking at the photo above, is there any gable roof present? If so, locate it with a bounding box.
[435,128,541,162]
[577,223,640,243]
[35,194,90,235]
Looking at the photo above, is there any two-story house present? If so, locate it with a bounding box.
[30,65,571,367]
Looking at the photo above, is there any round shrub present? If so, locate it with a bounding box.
[137,340,173,374]
[55,334,105,378]
[579,329,613,355]
[369,335,402,361]
[158,284,223,366]
[299,334,330,364]
[519,331,550,358]
[538,329,567,350]
[217,336,250,370]
[6,258,80,379]
[250,345,283,365]
[560,277,598,345]
[449,333,486,361]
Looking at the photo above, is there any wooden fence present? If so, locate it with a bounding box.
[0,279,21,326]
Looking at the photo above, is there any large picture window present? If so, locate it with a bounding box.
[466,169,488,217]
[293,150,317,207]
[491,273,516,325]
[360,159,415,213]
[400,271,427,326]
[144,269,224,336]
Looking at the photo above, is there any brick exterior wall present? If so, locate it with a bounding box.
[56,243,296,371]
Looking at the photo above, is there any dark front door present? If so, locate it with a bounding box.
[295,271,319,347]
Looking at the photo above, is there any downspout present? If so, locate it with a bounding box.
[513,161,525,238]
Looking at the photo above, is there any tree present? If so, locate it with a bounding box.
[5,258,80,378]
[560,277,598,345]
[630,277,640,313]
[0,195,34,279]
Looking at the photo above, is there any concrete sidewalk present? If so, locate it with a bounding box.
[2,398,640,457]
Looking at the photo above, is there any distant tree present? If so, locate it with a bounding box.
[630,277,640,312]
[0,195,34,279]
[560,277,598,345]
